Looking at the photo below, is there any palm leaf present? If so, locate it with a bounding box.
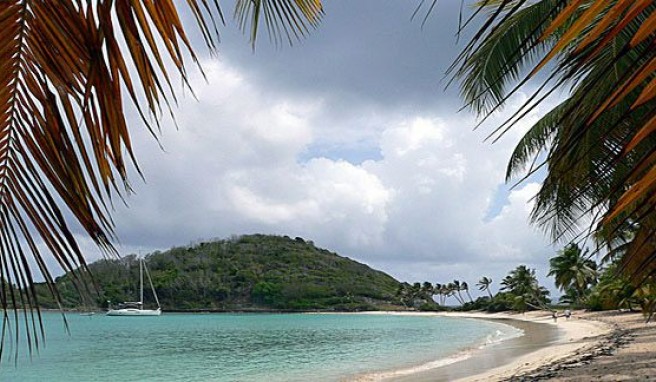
[457,0,561,115]
[234,0,323,47]
[505,99,566,181]
[455,0,656,285]
[0,0,323,357]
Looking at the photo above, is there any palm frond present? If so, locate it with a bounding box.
[505,99,565,181]
[234,0,323,47]
[456,0,561,115]
[456,0,656,285]
[0,0,324,357]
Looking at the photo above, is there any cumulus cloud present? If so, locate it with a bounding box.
[61,1,564,296]
[107,61,396,250]
[72,55,557,296]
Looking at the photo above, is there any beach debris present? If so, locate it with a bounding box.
[504,327,633,381]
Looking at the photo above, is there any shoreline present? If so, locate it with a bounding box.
[348,310,615,382]
[38,308,652,381]
[448,311,613,382]
[22,309,652,380]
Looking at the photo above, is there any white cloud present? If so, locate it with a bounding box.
[223,157,392,248]
[76,56,558,294]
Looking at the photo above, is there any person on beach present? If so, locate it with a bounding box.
[564,309,571,319]
[552,311,558,322]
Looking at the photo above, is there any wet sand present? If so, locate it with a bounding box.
[390,318,560,382]
[349,310,613,382]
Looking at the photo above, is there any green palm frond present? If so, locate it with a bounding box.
[456,0,656,284]
[505,99,565,181]
[548,243,596,303]
[455,0,561,115]
[234,0,323,47]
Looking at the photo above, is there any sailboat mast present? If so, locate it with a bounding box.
[140,258,144,307]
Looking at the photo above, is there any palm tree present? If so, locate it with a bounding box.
[438,283,450,305]
[444,283,456,305]
[501,265,550,312]
[461,281,474,303]
[548,243,597,305]
[448,281,465,305]
[501,266,536,295]
[453,280,466,305]
[477,276,494,299]
[434,283,443,305]
[1,0,323,352]
[454,0,656,286]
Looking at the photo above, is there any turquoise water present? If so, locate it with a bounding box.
[0,312,520,381]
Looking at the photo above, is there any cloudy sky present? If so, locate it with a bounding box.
[71,1,564,296]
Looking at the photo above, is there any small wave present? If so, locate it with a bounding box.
[348,351,473,381]
[479,327,524,349]
[349,322,525,381]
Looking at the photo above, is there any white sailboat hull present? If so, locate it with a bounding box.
[106,308,161,316]
[107,258,162,317]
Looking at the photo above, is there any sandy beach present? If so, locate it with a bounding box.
[451,310,612,382]
[507,310,656,381]
[353,309,656,381]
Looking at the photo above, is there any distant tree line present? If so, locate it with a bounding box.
[397,241,656,321]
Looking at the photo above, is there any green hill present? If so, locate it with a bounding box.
[36,234,407,311]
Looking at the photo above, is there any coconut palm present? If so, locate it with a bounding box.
[444,283,459,304]
[548,243,597,305]
[445,283,460,305]
[453,0,656,285]
[452,280,466,305]
[438,283,450,305]
[433,283,443,305]
[461,281,474,303]
[477,276,494,299]
[501,265,551,311]
[1,0,322,352]
[501,266,537,295]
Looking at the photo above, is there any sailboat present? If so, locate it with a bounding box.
[107,258,161,316]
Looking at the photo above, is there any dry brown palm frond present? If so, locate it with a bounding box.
[0,0,322,357]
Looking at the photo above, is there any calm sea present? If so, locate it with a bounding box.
[0,312,521,381]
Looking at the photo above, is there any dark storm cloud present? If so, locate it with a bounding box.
[207,1,468,109]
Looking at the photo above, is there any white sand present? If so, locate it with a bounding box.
[447,311,612,381]
[347,310,613,382]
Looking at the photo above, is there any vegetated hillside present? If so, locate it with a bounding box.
[36,234,405,311]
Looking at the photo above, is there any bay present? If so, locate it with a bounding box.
[1,312,521,381]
